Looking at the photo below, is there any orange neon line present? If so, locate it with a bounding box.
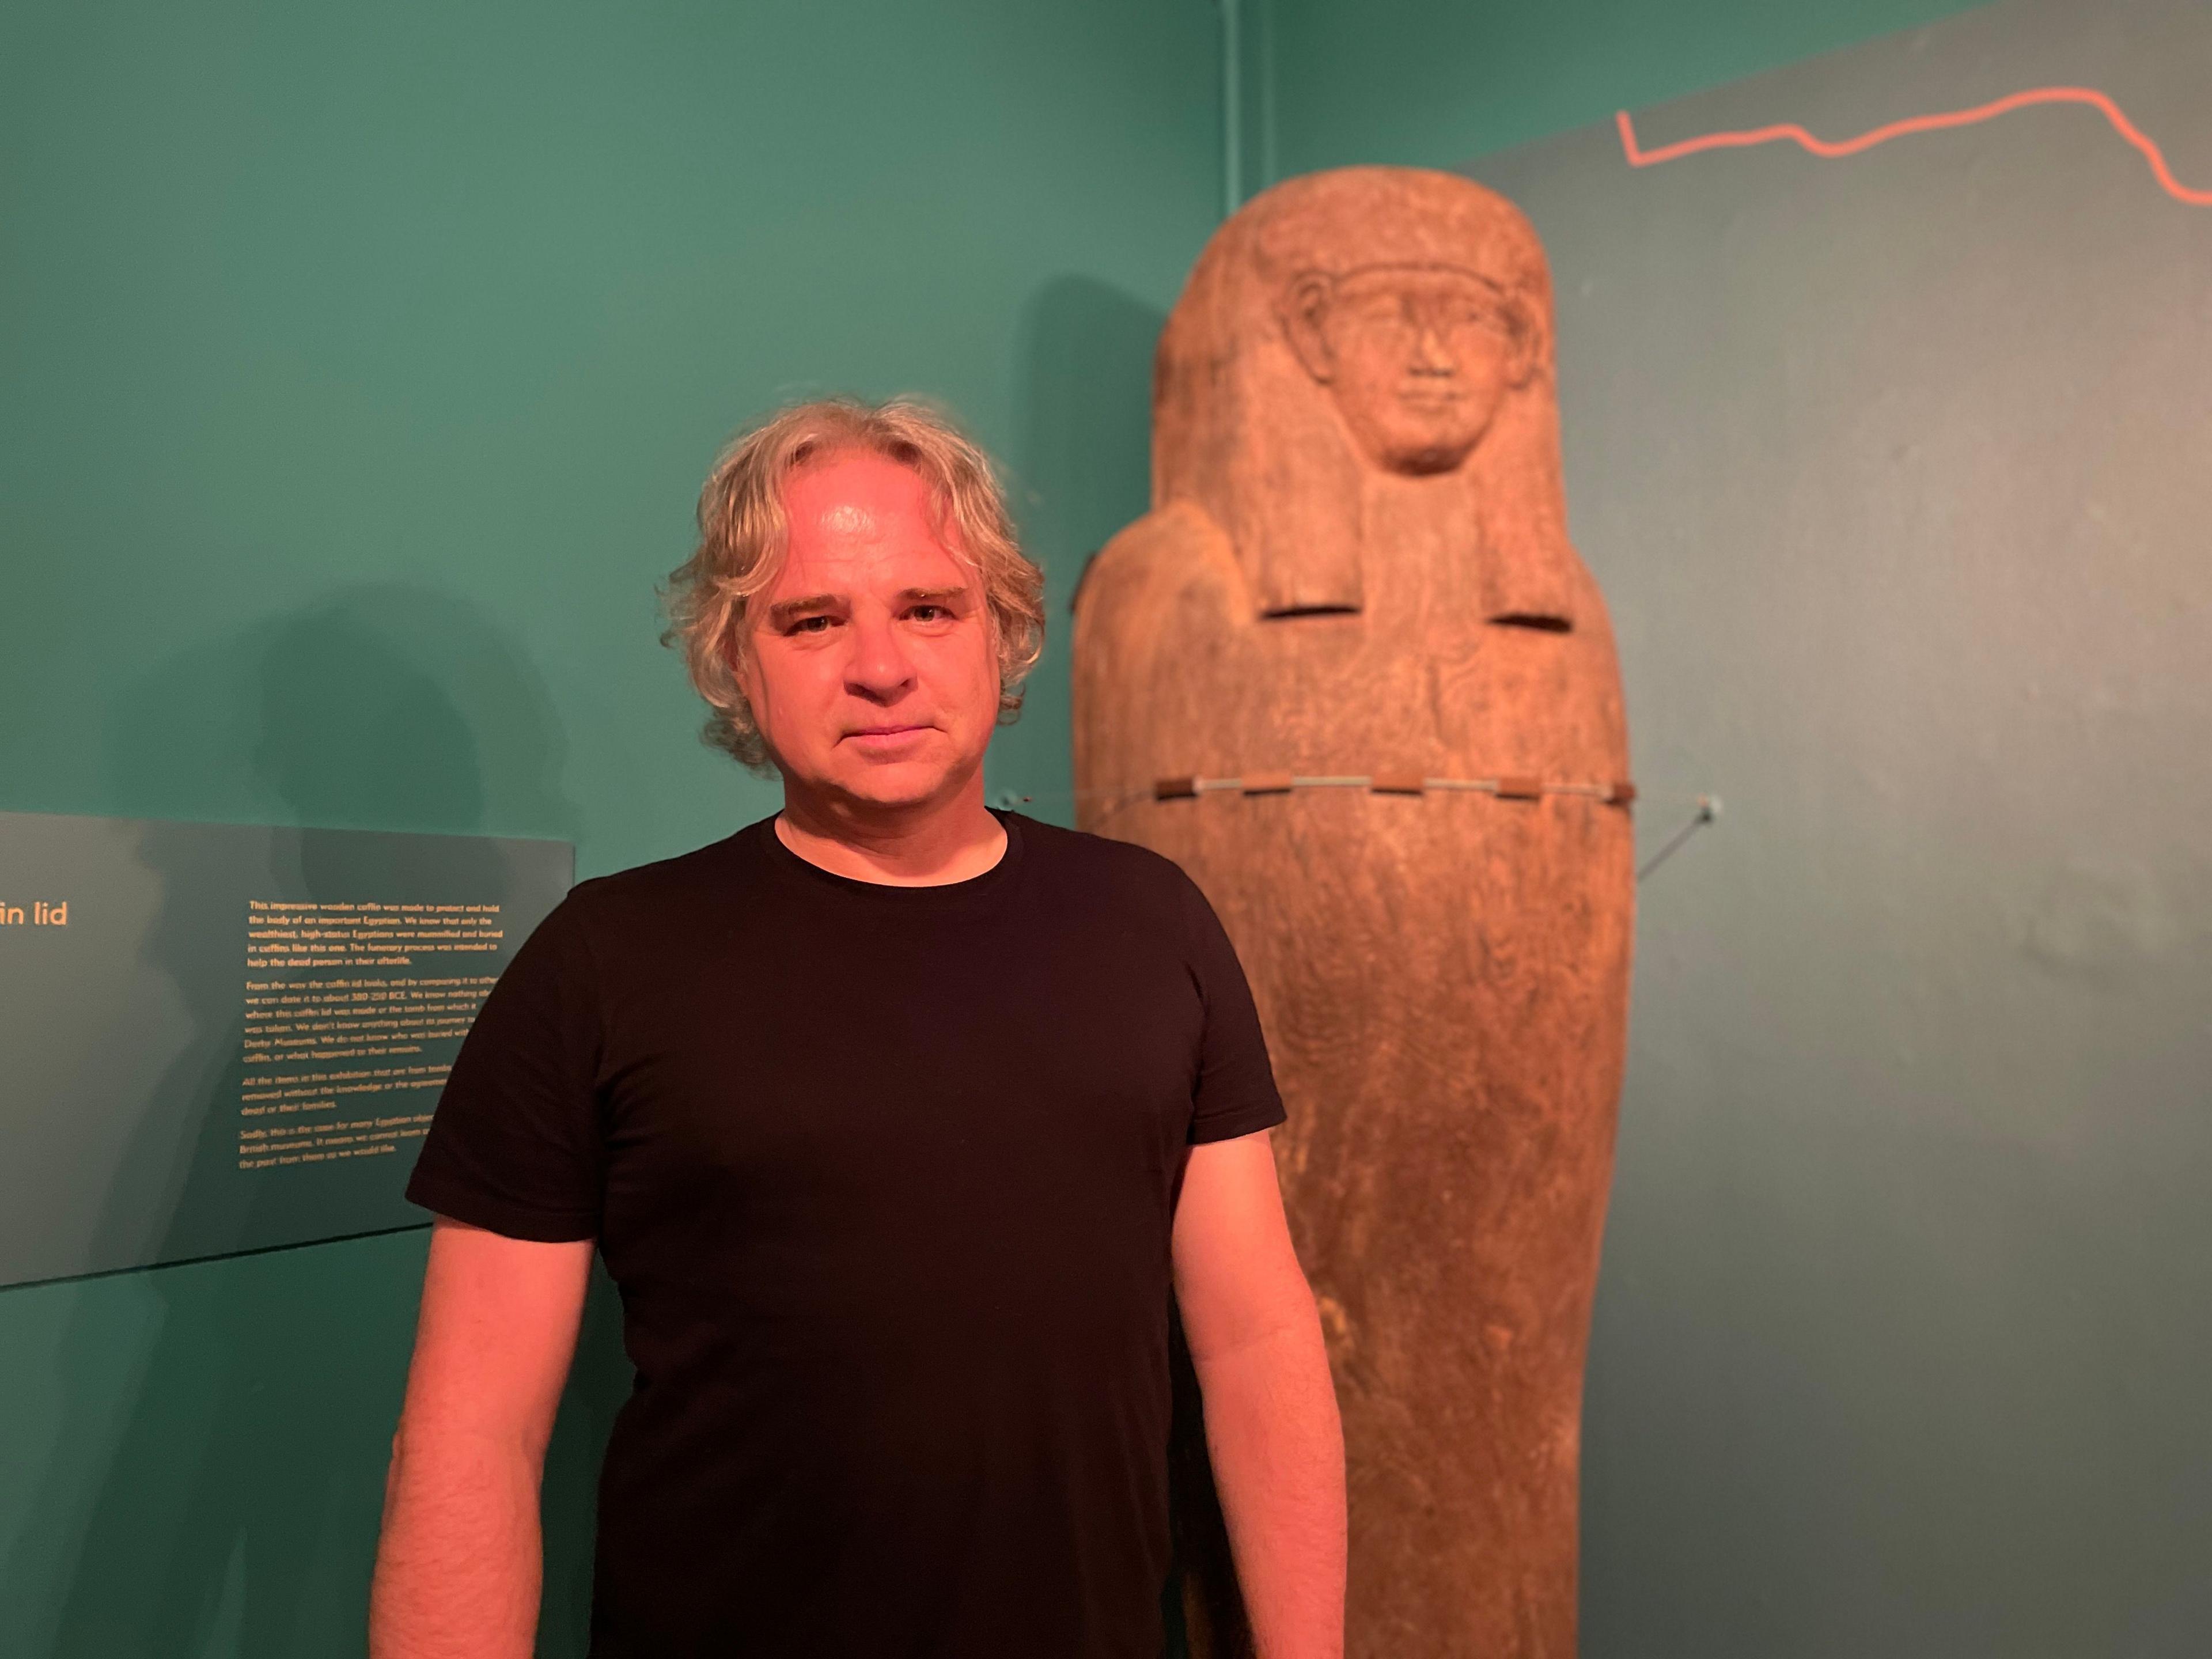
[1615,86,2212,207]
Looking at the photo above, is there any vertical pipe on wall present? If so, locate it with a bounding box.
[1219,0,1244,216]
[1253,0,1275,195]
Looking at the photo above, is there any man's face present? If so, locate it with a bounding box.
[1289,264,1530,476]
[734,450,1001,812]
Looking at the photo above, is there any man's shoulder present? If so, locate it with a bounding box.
[554,825,758,929]
[1013,814,1198,905]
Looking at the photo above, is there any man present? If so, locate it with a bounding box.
[369,396,1346,1658]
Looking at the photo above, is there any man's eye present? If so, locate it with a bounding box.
[911,605,948,622]
[790,616,835,634]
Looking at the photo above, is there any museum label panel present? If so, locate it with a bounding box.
[0,810,571,1288]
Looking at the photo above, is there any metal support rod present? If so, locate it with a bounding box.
[1219,0,1243,218]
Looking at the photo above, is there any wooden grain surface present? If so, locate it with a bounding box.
[1072,167,1634,1659]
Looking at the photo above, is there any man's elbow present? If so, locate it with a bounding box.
[1184,1270,1324,1371]
[387,1402,554,1488]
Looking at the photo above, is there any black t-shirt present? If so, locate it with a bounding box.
[404,808,1286,1658]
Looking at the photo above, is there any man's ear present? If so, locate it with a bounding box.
[723,618,756,699]
[1279,272,1337,384]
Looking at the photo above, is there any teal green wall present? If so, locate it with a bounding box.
[0,2,1215,1652]
[1256,0,1992,185]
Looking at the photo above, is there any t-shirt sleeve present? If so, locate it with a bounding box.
[403,891,607,1242]
[1176,869,1289,1144]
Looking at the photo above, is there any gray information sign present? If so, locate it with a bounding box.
[0,810,571,1288]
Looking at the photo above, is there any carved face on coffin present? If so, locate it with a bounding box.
[1149,167,1577,626]
[1282,263,1537,476]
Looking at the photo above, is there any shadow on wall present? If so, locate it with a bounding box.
[999,275,1164,821]
[2,588,626,1658]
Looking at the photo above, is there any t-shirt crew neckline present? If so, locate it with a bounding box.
[750,805,1026,910]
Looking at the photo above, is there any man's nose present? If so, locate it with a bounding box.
[1412,325,1456,374]
[843,611,916,699]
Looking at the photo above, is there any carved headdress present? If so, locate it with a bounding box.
[1153,166,1581,628]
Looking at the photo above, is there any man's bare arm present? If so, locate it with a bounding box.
[1172,1130,1347,1659]
[369,1216,594,1659]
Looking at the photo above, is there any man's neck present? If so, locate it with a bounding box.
[773,783,1008,887]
